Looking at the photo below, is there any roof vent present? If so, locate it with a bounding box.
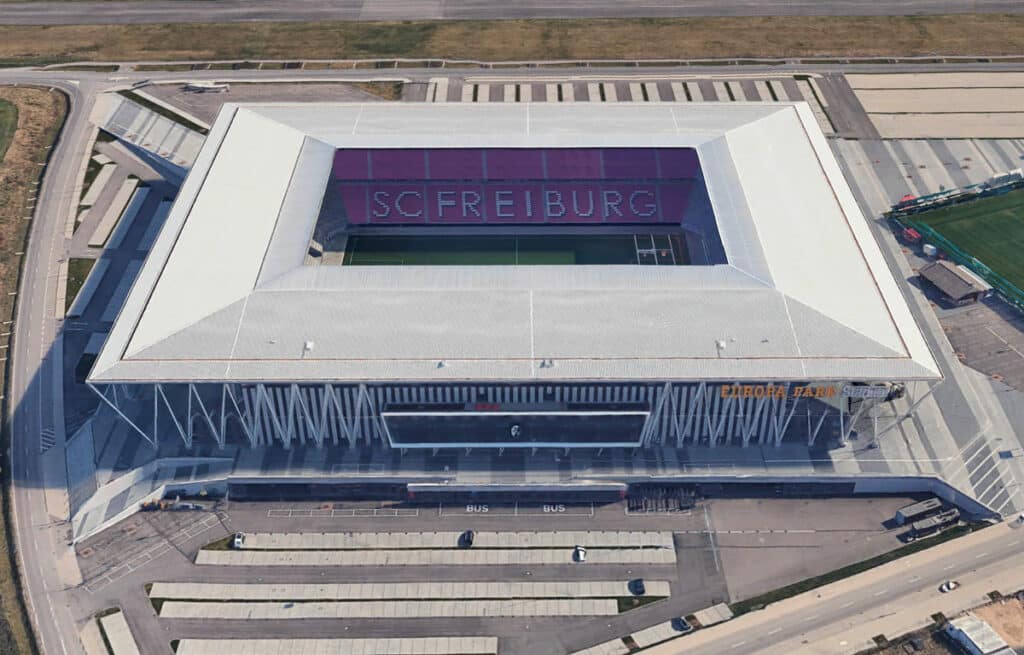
[304,340,315,352]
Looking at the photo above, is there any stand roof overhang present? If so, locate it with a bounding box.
[89,102,941,385]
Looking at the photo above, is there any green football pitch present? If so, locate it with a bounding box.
[342,233,687,266]
[913,189,1024,290]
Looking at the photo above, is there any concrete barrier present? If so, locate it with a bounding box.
[98,611,140,655]
[177,637,498,655]
[161,598,619,619]
[149,580,672,601]
[80,163,117,207]
[88,177,137,248]
[196,546,676,567]
[106,187,150,250]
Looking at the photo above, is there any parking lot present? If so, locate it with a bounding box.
[74,495,916,655]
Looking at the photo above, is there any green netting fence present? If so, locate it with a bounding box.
[894,216,1024,310]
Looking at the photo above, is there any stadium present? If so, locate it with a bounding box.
[87,101,941,456]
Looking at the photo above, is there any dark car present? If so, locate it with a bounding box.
[458,530,475,548]
[671,617,693,633]
[628,578,646,596]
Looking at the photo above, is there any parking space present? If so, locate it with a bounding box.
[440,502,595,518]
[76,495,923,655]
[266,507,420,518]
[237,530,671,550]
[707,498,912,601]
[939,300,1024,392]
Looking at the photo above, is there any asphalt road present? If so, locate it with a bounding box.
[0,0,1022,25]
[6,73,95,655]
[651,525,1024,655]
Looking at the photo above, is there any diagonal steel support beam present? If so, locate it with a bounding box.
[87,383,157,448]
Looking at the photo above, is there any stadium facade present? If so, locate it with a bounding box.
[88,102,941,453]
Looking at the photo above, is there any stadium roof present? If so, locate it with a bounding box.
[90,102,940,384]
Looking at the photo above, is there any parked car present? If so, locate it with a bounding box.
[939,580,960,593]
[628,578,646,596]
[573,545,587,563]
[458,530,475,548]
[232,532,245,549]
[670,617,693,633]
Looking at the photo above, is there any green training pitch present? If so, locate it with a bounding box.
[913,189,1024,290]
[342,233,687,266]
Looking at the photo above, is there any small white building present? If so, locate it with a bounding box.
[945,615,1014,655]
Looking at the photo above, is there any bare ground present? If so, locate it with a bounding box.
[1,16,1024,65]
[973,597,1024,648]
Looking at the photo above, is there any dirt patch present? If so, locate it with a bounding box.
[973,597,1024,648]
[0,85,67,655]
[1,16,1024,65]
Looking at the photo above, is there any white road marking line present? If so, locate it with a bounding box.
[731,641,746,649]
[703,505,721,573]
[944,564,955,570]
[767,628,782,635]
[873,589,888,597]
[840,601,855,609]
[974,552,988,559]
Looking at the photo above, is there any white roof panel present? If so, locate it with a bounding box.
[125,107,306,356]
[91,102,940,384]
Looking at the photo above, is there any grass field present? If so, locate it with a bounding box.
[0,101,15,163]
[342,233,685,266]
[1,15,1024,66]
[913,188,1024,290]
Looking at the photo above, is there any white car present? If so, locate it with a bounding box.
[573,545,587,563]
[939,580,960,593]
[232,532,245,549]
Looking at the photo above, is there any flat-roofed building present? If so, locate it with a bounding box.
[918,259,992,305]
